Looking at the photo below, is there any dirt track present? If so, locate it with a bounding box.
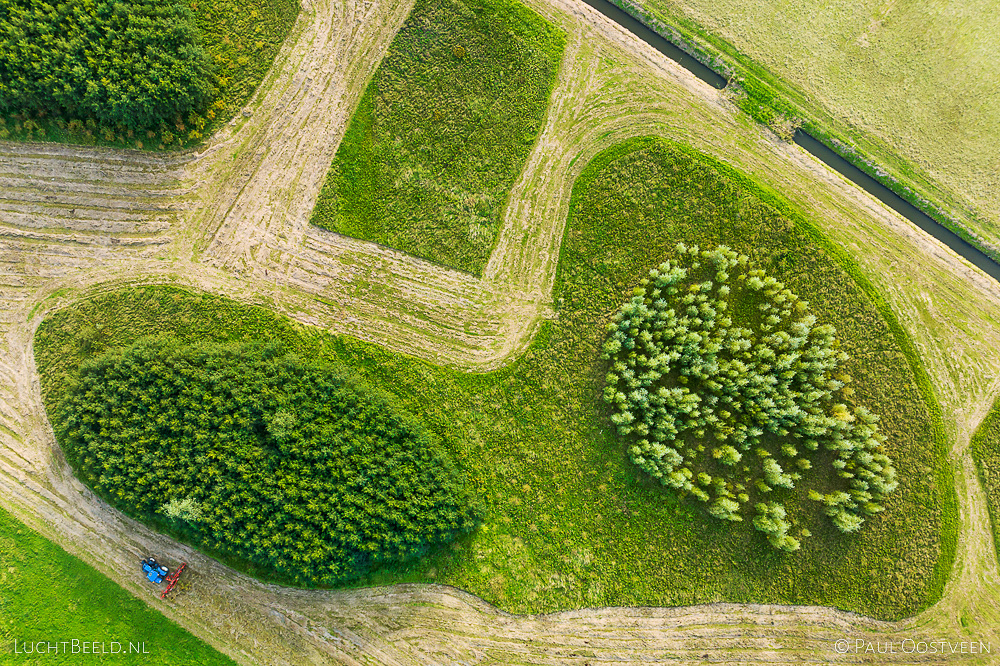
[2,0,1000,663]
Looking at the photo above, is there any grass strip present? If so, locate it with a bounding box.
[310,0,565,275]
[0,506,236,665]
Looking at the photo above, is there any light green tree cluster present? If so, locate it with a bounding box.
[602,243,897,550]
[160,496,204,524]
[753,502,799,552]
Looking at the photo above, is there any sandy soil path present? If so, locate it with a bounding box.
[1,0,1000,663]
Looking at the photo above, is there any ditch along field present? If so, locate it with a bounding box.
[1,0,1000,663]
[615,0,1000,256]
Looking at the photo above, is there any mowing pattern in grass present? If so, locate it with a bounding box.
[54,338,477,587]
[35,139,952,619]
[971,395,1000,566]
[310,0,565,275]
[0,0,298,149]
[0,507,236,665]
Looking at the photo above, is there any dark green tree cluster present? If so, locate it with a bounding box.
[0,0,213,133]
[54,338,478,585]
[603,243,898,551]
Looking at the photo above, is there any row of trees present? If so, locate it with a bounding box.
[602,244,898,550]
[55,338,478,585]
[0,0,214,133]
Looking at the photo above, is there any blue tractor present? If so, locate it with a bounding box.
[141,557,169,584]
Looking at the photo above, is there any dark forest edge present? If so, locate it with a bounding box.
[0,0,299,150]
[47,336,479,588]
[970,396,1000,568]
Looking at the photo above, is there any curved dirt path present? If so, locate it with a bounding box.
[1,0,1000,663]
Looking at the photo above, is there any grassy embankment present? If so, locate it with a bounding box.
[0,0,299,149]
[0,507,236,665]
[971,396,1000,565]
[310,0,565,275]
[36,138,953,620]
[606,0,1000,263]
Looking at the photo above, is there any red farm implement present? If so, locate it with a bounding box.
[160,561,187,599]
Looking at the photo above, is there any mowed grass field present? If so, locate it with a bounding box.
[310,0,565,275]
[0,0,299,149]
[35,138,953,620]
[971,396,1000,566]
[622,0,1000,250]
[0,508,235,665]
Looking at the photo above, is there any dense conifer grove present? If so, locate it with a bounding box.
[603,244,898,550]
[54,338,478,585]
[0,0,213,133]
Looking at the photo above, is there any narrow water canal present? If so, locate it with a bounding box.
[576,0,1000,282]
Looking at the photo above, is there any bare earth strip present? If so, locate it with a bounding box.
[0,0,1000,663]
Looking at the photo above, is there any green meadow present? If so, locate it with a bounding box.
[310,0,565,274]
[0,507,235,665]
[36,138,954,620]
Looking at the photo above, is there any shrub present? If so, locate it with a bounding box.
[708,497,742,522]
[763,458,794,489]
[161,496,204,524]
[712,444,742,465]
[602,244,898,549]
[753,502,800,552]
